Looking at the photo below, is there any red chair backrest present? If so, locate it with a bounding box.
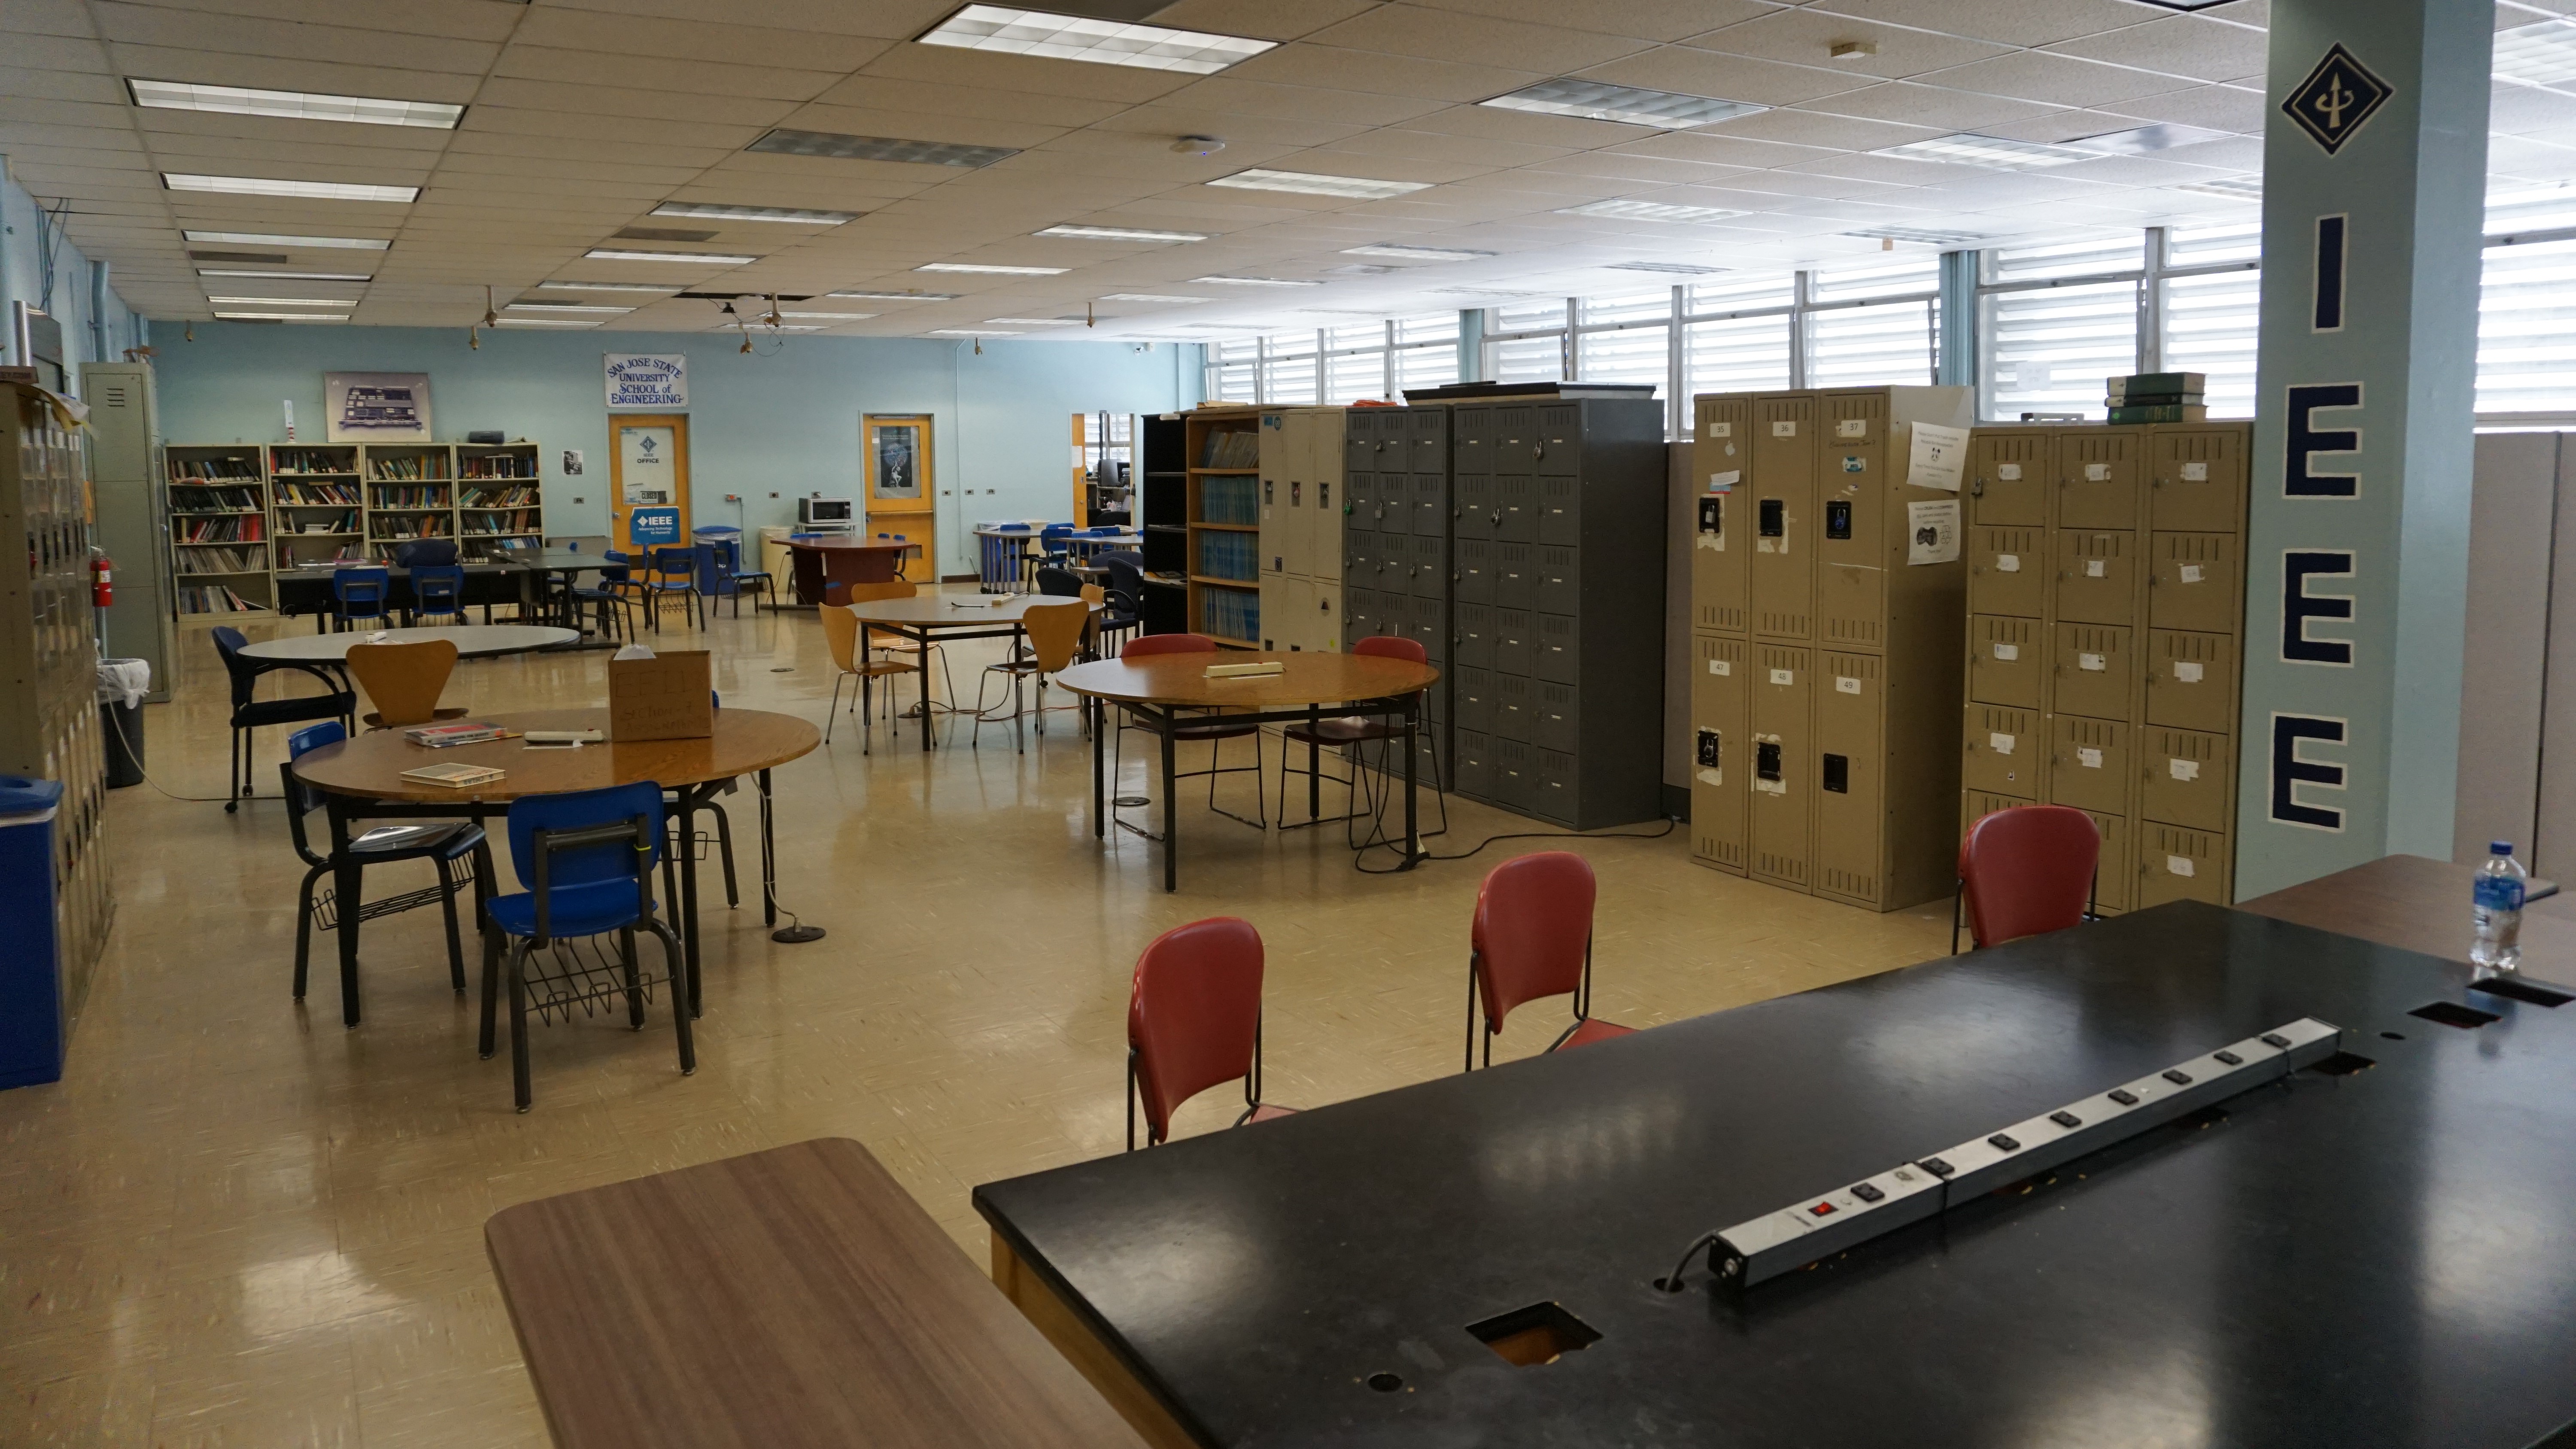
[1354,634,1426,664]
[1470,851,1596,1031]
[1957,805,2101,947]
[1122,632,1218,659]
[1128,917,1265,1142]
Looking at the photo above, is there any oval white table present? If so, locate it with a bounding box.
[237,623,579,662]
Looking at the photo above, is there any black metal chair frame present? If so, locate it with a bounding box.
[1112,705,1266,835]
[642,547,705,632]
[279,756,489,1010]
[1125,1017,1270,1152]
[1275,699,1451,845]
[217,635,354,811]
[1464,935,1598,1072]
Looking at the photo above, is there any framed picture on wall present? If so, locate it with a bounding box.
[324,371,433,442]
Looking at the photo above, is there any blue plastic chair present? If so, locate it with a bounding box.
[644,546,703,632]
[409,563,465,626]
[331,565,391,631]
[279,721,488,1022]
[477,781,692,1112]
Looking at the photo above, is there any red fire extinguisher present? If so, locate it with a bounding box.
[92,555,113,608]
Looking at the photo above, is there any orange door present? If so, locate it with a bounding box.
[609,413,691,556]
[864,413,933,582]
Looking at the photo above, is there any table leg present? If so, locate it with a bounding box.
[328,796,364,1027]
[1160,713,1178,893]
[1403,697,1420,870]
[1307,705,1321,820]
[678,791,703,1018]
[758,768,778,928]
[1091,696,1104,838]
[918,627,934,752]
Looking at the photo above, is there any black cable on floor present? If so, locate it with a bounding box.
[1350,814,1678,874]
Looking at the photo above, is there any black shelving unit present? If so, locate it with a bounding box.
[1139,413,1188,635]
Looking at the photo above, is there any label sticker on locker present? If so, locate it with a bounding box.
[2085,463,2111,482]
[1992,642,2019,661]
[2180,564,2203,583]
[1709,422,1733,439]
[1996,554,2020,572]
[2079,652,2107,671]
[2085,559,2106,578]
[2078,747,2103,769]
[1990,732,2017,755]
[1708,659,1731,676]
[2174,661,2204,683]
[1836,676,1860,694]
[2169,758,2200,781]
[2181,462,2208,481]
[2167,854,2196,878]
[1710,470,1739,490]
[1772,421,1797,437]
[1836,419,1867,438]
[1999,464,2023,481]
[1769,668,1795,686]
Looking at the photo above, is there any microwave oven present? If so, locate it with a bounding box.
[798,497,855,526]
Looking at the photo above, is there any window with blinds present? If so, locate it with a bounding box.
[1982,281,2138,419]
[1263,336,1318,406]
[1683,313,1791,403]
[2480,185,2576,416]
[1209,340,1257,403]
[1810,298,1935,389]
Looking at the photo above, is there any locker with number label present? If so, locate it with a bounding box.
[1750,644,1813,890]
[1691,633,1750,874]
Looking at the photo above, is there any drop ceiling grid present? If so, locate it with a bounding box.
[0,0,2495,331]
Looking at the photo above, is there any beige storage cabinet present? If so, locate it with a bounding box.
[1258,407,1347,656]
[1958,421,2251,913]
[1691,384,1975,911]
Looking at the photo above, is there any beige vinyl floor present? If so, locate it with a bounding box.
[0,590,1953,1446]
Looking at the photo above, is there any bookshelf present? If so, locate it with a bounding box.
[364,444,455,560]
[1184,407,1262,648]
[457,441,544,561]
[166,444,274,616]
[1138,412,1188,635]
[269,444,363,568]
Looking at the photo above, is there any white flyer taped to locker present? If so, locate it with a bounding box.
[2169,758,2200,781]
[1905,498,1960,566]
[1992,642,2019,661]
[1709,659,1731,676]
[2181,461,2208,481]
[1905,421,1969,492]
[2167,854,2196,878]
[1709,470,1740,491]
[2078,747,2103,769]
[2174,661,2204,683]
[1996,554,2020,572]
[2079,652,2107,671]
[2085,559,2106,578]
[2180,564,2204,583]
[1998,463,2023,481]
[1989,732,2016,756]
[1836,676,1860,694]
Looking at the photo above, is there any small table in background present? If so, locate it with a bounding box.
[787,538,911,606]
[842,595,1103,753]
[2235,852,2576,981]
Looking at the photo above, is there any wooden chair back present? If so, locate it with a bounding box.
[346,638,459,729]
[841,580,916,606]
[818,600,860,675]
[1022,600,1092,674]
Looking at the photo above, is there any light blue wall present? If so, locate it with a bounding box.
[1,157,147,393]
[154,322,1204,576]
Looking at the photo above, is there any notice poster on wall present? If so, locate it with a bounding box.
[1905,422,1969,492]
[605,353,686,410]
[324,372,432,442]
[1906,498,1960,565]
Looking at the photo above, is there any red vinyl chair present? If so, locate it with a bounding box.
[1277,633,1449,843]
[1464,851,1632,1071]
[1127,917,1296,1148]
[1953,805,2102,951]
[1111,633,1265,832]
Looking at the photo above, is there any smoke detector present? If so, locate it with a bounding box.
[1172,135,1226,156]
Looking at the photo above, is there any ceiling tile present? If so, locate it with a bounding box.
[1574,45,1878,108]
[1153,76,1452,126]
[1697,106,1936,150]
[94,1,499,71]
[2044,15,2270,84]
[2092,83,2266,134]
[1683,8,2010,81]
[1414,0,1779,44]
[767,101,1071,152]
[1224,43,1545,102]
[535,0,955,40]
[1090,105,1373,149]
[509,9,893,71]
[1911,51,2202,108]
[1804,0,2157,49]
[491,45,843,102]
[1301,4,1653,73]
[1144,0,1379,42]
[103,43,484,100]
[804,74,1132,128]
[468,77,800,127]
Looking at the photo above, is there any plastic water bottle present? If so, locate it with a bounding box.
[2472,841,2527,972]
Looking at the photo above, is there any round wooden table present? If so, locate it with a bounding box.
[845,595,1103,753]
[1053,650,1439,890]
[289,707,820,1026]
[239,623,580,662]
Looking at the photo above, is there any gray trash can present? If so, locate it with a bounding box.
[97,658,149,789]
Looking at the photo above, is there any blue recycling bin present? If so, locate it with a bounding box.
[0,776,68,1089]
[693,526,743,601]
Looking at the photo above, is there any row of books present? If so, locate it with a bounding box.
[1200,429,1261,469]
[175,545,268,575]
[371,486,452,508]
[368,455,451,480]
[461,486,540,507]
[462,512,541,535]
[172,486,263,513]
[278,481,362,504]
[370,516,453,540]
[270,449,357,475]
[1199,587,1259,644]
[177,584,268,614]
[280,542,365,564]
[1195,530,1258,580]
[170,458,260,480]
[290,511,362,534]
[461,455,539,479]
[1199,475,1258,525]
[2104,372,2208,424]
[178,515,264,543]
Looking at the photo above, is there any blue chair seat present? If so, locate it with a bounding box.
[485,880,656,940]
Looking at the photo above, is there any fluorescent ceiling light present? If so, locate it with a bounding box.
[184,231,390,250]
[128,79,462,129]
[778,311,877,320]
[537,280,679,293]
[1555,198,1745,223]
[1035,224,1210,242]
[1844,226,1986,246]
[1605,260,1722,275]
[1342,243,1495,262]
[2067,123,2231,156]
[650,201,859,224]
[829,289,960,301]
[986,317,1078,325]
[746,129,1018,167]
[918,5,1274,75]
[2495,18,2576,86]
[1875,134,2096,169]
[214,311,346,322]
[916,262,1066,275]
[2172,176,2264,200]
[507,302,633,314]
[586,248,756,264]
[1209,168,1430,200]
[1100,292,1211,303]
[1481,79,1765,129]
[205,295,355,306]
[198,270,371,281]
[164,173,418,203]
[497,318,600,328]
[1191,275,1321,287]
[929,328,1020,336]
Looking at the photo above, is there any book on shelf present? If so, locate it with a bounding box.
[398,762,506,789]
[176,584,268,614]
[270,448,357,474]
[461,486,540,507]
[404,721,507,748]
[279,481,361,504]
[169,459,261,480]
[368,454,450,481]
[175,545,267,575]
[178,515,264,543]
[2105,372,2205,402]
[1198,429,1261,469]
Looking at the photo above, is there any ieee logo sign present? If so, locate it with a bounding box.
[629,507,681,547]
[2282,44,2392,155]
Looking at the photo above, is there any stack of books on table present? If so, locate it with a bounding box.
[403,721,506,748]
[2105,372,2205,423]
[399,762,506,789]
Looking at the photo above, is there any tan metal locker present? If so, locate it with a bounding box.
[1969,615,2043,707]
[2145,630,2235,732]
[1816,392,1890,649]
[1261,573,1286,652]
[2139,725,2230,831]
[1968,526,2045,618]
[1315,580,1341,654]
[1814,650,1886,906]
[2080,808,2133,913]
[2055,428,2144,531]
[1694,395,1752,633]
[2052,622,2135,721]
[1964,789,2034,823]
[1276,577,1316,652]
[1284,415,1315,579]
[2149,427,2248,533]
[2047,714,2131,817]
[1752,394,1815,640]
[2054,530,2139,625]
[2147,533,2240,634]
[1310,410,1344,586]
[1750,644,1811,887]
[1691,632,1749,874]
[1970,428,2051,527]
[2138,822,2226,908]
[1963,703,2042,798]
